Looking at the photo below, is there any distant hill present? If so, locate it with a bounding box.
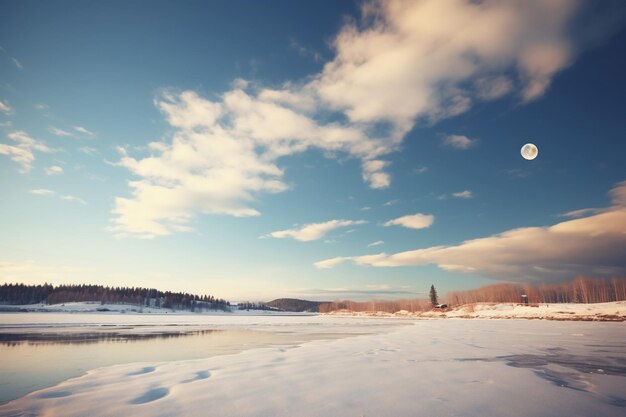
[266,298,327,312]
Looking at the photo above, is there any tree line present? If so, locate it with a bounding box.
[318,276,626,313]
[0,283,230,311]
[447,276,626,306]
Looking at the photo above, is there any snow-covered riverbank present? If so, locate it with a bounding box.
[328,301,626,321]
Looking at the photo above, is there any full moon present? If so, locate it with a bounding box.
[521,143,538,160]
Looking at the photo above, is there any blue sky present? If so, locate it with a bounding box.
[1,0,626,301]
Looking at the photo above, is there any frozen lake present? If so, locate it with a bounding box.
[0,313,624,417]
[0,312,398,404]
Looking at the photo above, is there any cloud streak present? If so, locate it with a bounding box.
[45,165,64,175]
[29,189,87,205]
[267,220,366,242]
[0,101,13,115]
[315,181,626,282]
[0,131,53,173]
[383,212,434,230]
[452,190,473,199]
[441,134,477,150]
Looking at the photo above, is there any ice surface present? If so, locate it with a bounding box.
[0,315,624,417]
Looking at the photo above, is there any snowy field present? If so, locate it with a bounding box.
[336,301,626,321]
[0,313,624,417]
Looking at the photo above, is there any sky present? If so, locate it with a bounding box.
[1,0,626,302]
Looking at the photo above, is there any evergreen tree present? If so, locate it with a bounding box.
[429,284,439,307]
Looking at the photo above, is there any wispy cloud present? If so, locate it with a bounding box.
[30,189,55,196]
[315,181,626,282]
[0,131,53,173]
[383,199,399,206]
[73,126,95,136]
[60,195,87,205]
[49,127,74,137]
[367,240,384,247]
[266,219,366,242]
[383,212,434,230]
[0,101,13,115]
[79,146,99,156]
[314,257,350,269]
[11,57,22,69]
[294,285,423,300]
[559,207,601,218]
[34,103,48,110]
[289,38,322,62]
[441,134,477,150]
[413,166,428,175]
[44,165,64,175]
[452,190,473,199]
[111,0,609,238]
[29,188,87,205]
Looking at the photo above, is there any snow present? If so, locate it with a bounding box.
[4,300,624,321]
[0,301,303,315]
[330,301,626,321]
[0,315,624,417]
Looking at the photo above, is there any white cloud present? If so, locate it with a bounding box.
[45,165,63,175]
[383,199,399,206]
[49,127,74,137]
[0,131,53,173]
[441,134,477,150]
[452,190,473,199]
[112,0,609,238]
[362,160,391,189]
[267,219,366,242]
[383,212,434,230]
[0,100,13,115]
[11,57,22,69]
[73,126,95,136]
[316,181,626,282]
[294,284,421,300]
[314,257,347,269]
[79,146,99,156]
[414,166,428,175]
[60,195,87,205]
[29,188,86,205]
[30,189,55,196]
[367,240,384,247]
[111,88,391,238]
[35,103,48,110]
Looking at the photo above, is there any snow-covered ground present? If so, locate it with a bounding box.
[331,301,626,321]
[4,300,625,321]
[0,314,624,417]
[0,301,303,315]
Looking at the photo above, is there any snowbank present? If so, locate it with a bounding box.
[328,301,626,321]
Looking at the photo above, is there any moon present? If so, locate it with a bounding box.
[521,143,538,160]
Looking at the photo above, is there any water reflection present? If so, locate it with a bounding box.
[0,329,221,346]
[0,327,339,403]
